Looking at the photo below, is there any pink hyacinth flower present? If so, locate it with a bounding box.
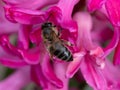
[66,11,120,90]
[87,0,120,65]
[0,0,79,89]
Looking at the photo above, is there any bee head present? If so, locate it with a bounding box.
[41,22,52,29]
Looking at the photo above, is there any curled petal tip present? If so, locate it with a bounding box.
[90,46,104,57]
[74,51,86,58]
[66,52,85,78]
[65,73,72,78]
[97,60,105,69]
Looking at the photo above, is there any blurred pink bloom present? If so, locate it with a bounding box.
[0,67,31,90]
[66,12,120,90]
[87,0,120,65]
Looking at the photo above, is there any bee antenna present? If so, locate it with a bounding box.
[46,13,52,22]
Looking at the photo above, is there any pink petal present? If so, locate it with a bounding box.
[73,12,93,50]
[18,25,32,49]
[53,63,69,90]
[62,23,78,43]
[102,60,120,90]
[29,27,42,45]
[18,49,40,64]
[0,2,19,34]
[57,0,78,22]
[0,67,30,90]
[90,47,105,69]
[0,35,22,57]
[0,58,27,68]
[41,54,63,88]
[4,6,45,24]
[31,65,48,89]
[80,58,120,90]
[3,0,59,10]
[105,0,120,26]
[99,28,113,41]
[0,35,41,64]
[0,46,27,68]
[45,6,62,25]
[60,19,78,36]
[57,0,78,33]
[102,28,119,58]
[90,46,104,58]
[66,52,85,78]
[91,27,113,45]
[91,12,113,43]
[87,0,106,12]
[113,40,120,65]
[80,58,107,90]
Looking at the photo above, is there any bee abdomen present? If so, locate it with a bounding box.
[53,47,73,62]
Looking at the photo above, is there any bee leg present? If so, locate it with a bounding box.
[50,54,54,61]
[61,40,73,46]
[53,25,56,27]
[58,27,63,37]
[48,46,54,61]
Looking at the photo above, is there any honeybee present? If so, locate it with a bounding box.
[41,22,73,62]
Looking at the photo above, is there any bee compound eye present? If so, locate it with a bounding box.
[47,23,52,27]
